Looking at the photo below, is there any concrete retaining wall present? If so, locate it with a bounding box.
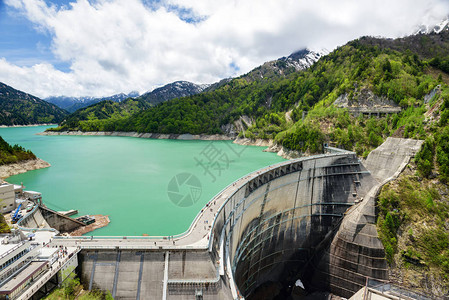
[39,206,85,232]
[19,207,51,229]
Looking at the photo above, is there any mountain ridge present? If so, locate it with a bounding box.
[139,81,210,105]
[50,48,324,132]
[0,82,68,125]
[46,91,139,113]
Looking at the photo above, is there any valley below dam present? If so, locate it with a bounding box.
[0,126,285,236]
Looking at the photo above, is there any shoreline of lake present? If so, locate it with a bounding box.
[0,124,57,128]
[38,130,234,141]
[38,131,301,159]
[0,158,51,179]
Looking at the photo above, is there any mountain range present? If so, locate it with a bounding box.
[45,48,325,130]
[45,92,139,113]
[45,81,212,113]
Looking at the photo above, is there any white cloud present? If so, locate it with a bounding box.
[1,0,449,98]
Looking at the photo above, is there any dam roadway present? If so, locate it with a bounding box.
[46,138,422,299]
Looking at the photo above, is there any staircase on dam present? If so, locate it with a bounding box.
[46,137,423,300]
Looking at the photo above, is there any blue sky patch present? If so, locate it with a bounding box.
[229,62,240,73]
[166,4,207,24]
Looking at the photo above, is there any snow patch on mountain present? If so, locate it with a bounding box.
[414,17,449,35]
[279,48,328,71]
[140,81,210,104]
[46,91,139,112]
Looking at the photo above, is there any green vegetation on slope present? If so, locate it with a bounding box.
[44,276,113,300]
[0,82,68,125]
[374,71,449,295]
[377,171,449,294]
[0,136,35,165]
[243,39,438,156]
[378,176,448,265]
[0,213,10,233]
[49,98,150,132]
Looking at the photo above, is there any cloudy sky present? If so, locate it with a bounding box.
[0,0,448,98]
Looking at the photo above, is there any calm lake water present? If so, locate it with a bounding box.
[1,126,285,236]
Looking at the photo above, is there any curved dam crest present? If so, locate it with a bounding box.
[42,137,422,299]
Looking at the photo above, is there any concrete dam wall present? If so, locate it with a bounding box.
[54,138,424,299]
[63,152,389,299]
[209,152,383,298]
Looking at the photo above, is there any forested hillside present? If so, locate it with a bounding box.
[0,136,36,165]
[56,98,151,132]
[0,82,67,125]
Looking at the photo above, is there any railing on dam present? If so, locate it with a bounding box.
[367,279,432,300]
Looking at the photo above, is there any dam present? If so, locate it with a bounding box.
[29,138,422,299]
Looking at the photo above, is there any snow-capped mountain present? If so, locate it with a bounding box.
[139,81,210,104]
[414,17,449,35]
[278,48,328,71]
[239,48,327,82]
[46,49,325,112]
[46,91,139,112]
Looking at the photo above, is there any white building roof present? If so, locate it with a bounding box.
[0,243,16,256]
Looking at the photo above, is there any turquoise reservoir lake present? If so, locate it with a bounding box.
[1,126,285,236]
